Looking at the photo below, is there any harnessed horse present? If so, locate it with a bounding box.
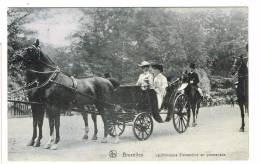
[231,55,248,132]
[15,40,118,149]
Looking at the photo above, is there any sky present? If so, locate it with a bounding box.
[22,7,247,48]
[24,8,83,47]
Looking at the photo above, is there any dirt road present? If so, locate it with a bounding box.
[8,105,248,161]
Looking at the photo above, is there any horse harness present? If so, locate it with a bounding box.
[23,67,117,107]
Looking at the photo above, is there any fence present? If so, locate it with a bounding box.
[8,100,42,118]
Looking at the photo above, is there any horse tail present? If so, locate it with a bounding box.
[107,78,120,89]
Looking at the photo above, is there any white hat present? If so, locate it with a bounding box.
[138,61,150,67]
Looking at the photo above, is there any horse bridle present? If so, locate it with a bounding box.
[15,45,61,93]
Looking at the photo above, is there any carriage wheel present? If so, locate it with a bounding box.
[132,112,153,141]
[173,93,189,133]
[108,121,126,137]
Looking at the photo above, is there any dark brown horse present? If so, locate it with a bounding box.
[181,72,201,127]
[15,40,117,149]
[231,55,248,132]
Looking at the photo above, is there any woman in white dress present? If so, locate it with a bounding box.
[150,63,168,109]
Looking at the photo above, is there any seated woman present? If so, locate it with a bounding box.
[150,63,168,109]
[136,61,153,90]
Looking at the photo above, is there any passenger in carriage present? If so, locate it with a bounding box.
[150,63,168,109]
[136,61,153,90]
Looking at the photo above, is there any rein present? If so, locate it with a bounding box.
[8,67,60,95]
[168,78,180,86]
[28,69,58,74]
[8,80,39,95]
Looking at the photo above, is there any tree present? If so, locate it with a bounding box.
[8,8,36,92]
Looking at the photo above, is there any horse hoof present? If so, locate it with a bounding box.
[113,137,119,144]
[44,143,51,149]
[192,123,197,127]
[91,136,98,140]
[27,140,34,146]
[33,141,41,147]
[101,138,108,143]
[239,128,245,132]
[50,144,58,150]
[82,135,88,140]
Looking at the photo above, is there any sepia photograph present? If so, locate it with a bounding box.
[7,7,248,161]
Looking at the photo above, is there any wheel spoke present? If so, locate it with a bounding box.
[144,130,149,137]
[175,114,180,122]
[183,115,188,122]
[177,116,181,129]
[137,130,141,137]
[147,122,151,129]
[181,118,185,132]
[182,118,187,130]
[179,118,183,132]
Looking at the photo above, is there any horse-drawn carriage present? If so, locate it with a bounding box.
[9,40,191,149]
[103,82,189,141]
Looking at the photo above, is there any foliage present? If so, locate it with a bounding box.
[8,8,35,93]
[8,8,248,99]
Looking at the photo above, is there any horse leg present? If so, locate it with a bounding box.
[191,106,196,127]
[100,114,109,143]
[27,108,37,146]
[34,107,45,147]
[245,101,249,115]
[50,113,60,150]
[186,103,191,127]
[113,120,120,144]
[246,102,249,116]
[196,101,200,120]
[80,111,89,140]
[239,103,245,132]
[44,112,55,149]
[91,114,98,140]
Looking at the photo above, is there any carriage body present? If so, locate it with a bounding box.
[111,85,157,113]
[107,84,189,140]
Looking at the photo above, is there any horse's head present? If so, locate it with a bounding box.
[231,56,248,76]
[15,39,41,69]
[15,39,56,70]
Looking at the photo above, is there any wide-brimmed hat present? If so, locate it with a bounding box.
[138,61,150,67]
[151,62,163,72]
